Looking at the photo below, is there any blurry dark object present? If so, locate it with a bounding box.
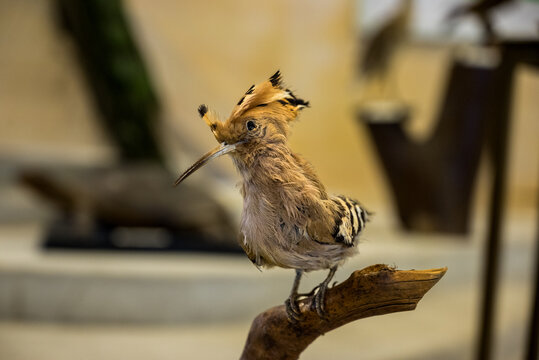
[359,0,411,98]
[56,0,164,163]
[477,41,539,360]
[359,33,539,356]
[359,57,497,233]
[526,192,539,360]
[446,0,514,44]
[20,164,239,253]
[360,40,539,236]
[240,265,446,360]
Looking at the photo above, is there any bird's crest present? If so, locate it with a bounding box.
[229,70,310,120]
[198,70,310,144]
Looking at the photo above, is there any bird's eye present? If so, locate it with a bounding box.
[246,120,256,131]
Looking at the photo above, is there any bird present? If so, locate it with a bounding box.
[174,71,370,320]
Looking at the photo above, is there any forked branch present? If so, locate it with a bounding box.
[240,264,447,360]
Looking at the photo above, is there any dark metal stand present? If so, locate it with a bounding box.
[526,188,539,360]
[477,48,513,360]
[477,41,539,360]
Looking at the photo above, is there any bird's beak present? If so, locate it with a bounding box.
[174,142,238,186]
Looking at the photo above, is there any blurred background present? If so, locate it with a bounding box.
[0,0,538,359]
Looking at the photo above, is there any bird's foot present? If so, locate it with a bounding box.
[311,283,330,319]
[308,266,337,319]
[285,295,303,323]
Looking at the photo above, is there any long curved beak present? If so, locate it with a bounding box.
[174,142,238,186]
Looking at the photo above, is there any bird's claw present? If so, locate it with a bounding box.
[285,296,303,323]
[311,285,329,319]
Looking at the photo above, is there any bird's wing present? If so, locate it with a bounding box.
[286,153,370,247]
[291,152,327,197]
[307,195,369,247]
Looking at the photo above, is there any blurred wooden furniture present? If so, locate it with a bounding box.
[20,164,239,253]
[359,58,494,234]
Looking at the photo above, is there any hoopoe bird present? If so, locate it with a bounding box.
[175,71,369,320]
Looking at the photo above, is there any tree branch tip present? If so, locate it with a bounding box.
[351,264,447,280]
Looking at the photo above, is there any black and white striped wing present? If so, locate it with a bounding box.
[331,196,369,246]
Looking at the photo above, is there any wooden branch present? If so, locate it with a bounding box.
[240,264,447,360]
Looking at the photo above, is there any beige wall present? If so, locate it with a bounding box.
[0,0,115,164]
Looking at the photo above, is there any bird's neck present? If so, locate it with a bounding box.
[232,142,292,185]
[231,142,328,206]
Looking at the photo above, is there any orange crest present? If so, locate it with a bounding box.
[198,71,309,144]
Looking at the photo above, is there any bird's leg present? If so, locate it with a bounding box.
[285,269,304,322]
[311,265,338,318]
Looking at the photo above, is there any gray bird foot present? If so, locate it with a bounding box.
[285,291,314,322]
[285,295,303,323]
[311,284,329,319]
[310,266,337,318]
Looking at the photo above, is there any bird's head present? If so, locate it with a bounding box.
[174,70,309,185]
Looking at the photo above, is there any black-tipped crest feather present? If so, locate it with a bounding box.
[198,104,208,117]
[245,85,255,95]
[227,70,310,122]
[269,70,282,87]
